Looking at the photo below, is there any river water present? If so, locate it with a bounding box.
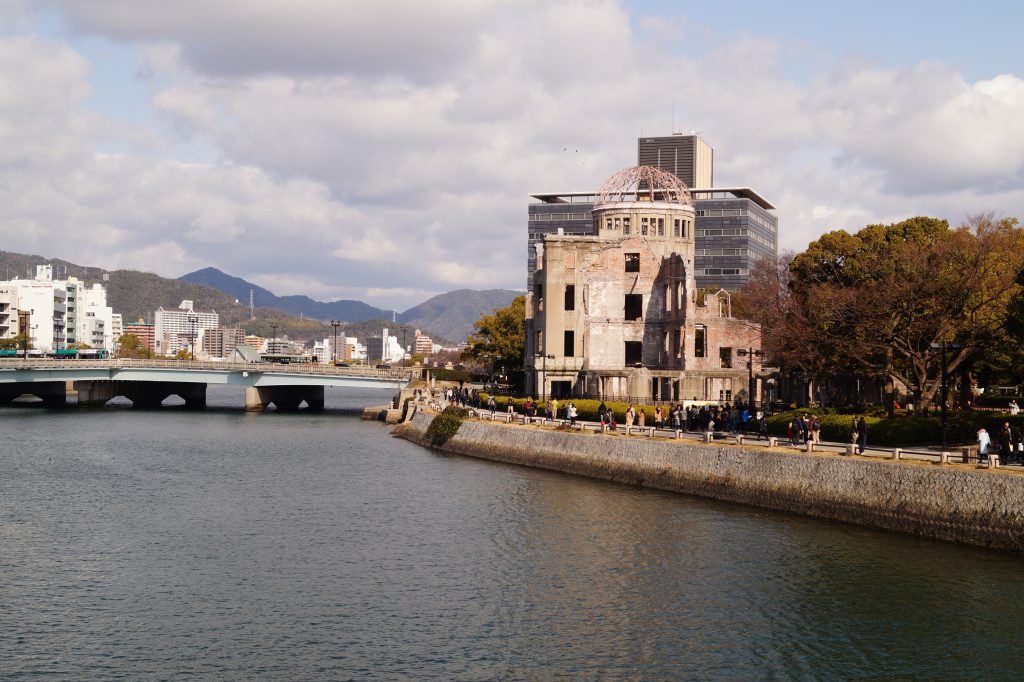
[2,386,1023,680]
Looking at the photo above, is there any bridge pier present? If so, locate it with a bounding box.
[75,380,207,408]
[245,385,324,412]
[0,381,67,407]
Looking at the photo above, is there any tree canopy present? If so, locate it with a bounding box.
[741,214,1024,410]
[463,295,525,383]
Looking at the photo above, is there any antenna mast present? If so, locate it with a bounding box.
[249,288,254,320]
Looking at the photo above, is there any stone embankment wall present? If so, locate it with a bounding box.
[396,411,1024,553]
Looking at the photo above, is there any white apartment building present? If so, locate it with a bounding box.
[365,328,407,365]
[0,265,67,351]
[154,300,219,356]
[62,276,114,350]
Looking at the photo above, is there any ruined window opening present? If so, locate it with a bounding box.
[672,329,682,359]
[535,330,543,354]
[664,284,671,312]
[694,324,706,358]
[641,217,649,236]
[657,218,665,236]
[674,219,681,238]
[625,341,643,366]
[624,253,640,273]
[614,217,621,230]
[720,346,732,369]
[624,294,643,321]
[564,285,575,311]
[564,330,575,357]
[623,217,631,235]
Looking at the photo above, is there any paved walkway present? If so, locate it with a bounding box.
[415,398,1015,469]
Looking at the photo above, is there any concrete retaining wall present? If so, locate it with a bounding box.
[396,411,1024,553]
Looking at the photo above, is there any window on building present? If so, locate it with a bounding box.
[614,217,621,230]
[625,253,640,272]
[663,331,670,353]
[564,285,575,311]
[672,329,682,359]
[534,283,543,311]
[623,217,631,234]
[674,219,681,238]
[535,330,543,354]
[625,341,643,366]
[624,294,643,321]
[664,284,671,312]
[720,346,732,369]
[641,217,649,236]
[657,218,665,236]
[694,324,706,357]
[564,330,575,357]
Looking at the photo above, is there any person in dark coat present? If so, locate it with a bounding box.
[998,422,1014,464]
[856,416,867,454]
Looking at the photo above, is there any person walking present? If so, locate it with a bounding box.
[757,413,768,441]
[655,406,663,430]
[999,422,1014,464]
[638,407,646,428]
[567,402,577,427]
[488,395,496,416]
[856,416,867,454]
[551,398,559,421]
[850,418,860,446]
[626,404,635,428]
[977,427,991,463]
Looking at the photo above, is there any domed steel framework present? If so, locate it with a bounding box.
[594,165,692,207]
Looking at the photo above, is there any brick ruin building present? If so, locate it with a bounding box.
[525,166,763,404]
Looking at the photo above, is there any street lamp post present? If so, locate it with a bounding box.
[930,341,961,450]
[330,320,341,365]
[535,353,554,403]
[187,313,198,361]
[736,347,765,410]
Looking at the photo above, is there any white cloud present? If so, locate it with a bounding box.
[0,3,1021,312]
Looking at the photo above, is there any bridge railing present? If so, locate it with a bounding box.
[0,358,419,380]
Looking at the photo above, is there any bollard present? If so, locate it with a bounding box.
[805,441,814,453]
[939,451,950,464]
[767,437,777,448]
[989,455,999,469]
[892,448,901,460]
[845,444,856,456]
[675,429,682,439]
[648,427,655,438]
[625,425,632,436]
[703,432,714,443]
[736,435,744,446]
[961,447,971,464]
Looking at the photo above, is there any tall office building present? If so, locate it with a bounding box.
[525,133,778,294]
[638,134,713,188]
[638,134,777,291]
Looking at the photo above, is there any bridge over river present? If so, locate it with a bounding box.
[0,359,416,411]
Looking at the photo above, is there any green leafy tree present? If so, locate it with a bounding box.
[0,335,31,350]
[782,214,1024,412]
[464,296,525,387]
[116,333,151,359]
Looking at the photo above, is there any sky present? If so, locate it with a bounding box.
[1,1,1023,311]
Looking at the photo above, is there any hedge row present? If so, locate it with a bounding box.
[766,410,1024,447]
[479,394,725,425]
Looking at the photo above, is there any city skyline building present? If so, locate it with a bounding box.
[525,165,762,403]
[527,132,778,293]
[154,300,219,356]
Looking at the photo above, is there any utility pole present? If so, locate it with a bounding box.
[330,320,341,365]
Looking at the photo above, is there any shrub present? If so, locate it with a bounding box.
[425,405,473,447]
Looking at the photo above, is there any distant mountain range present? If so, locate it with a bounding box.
[180,267,519,342]
[0,251,520,344]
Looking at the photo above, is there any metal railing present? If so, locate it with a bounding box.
[0,357,419,380]
[416,399,1007,468]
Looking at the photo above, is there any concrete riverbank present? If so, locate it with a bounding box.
[396,409,1024,553]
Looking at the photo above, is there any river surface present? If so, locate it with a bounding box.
[2,386,1023,680]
